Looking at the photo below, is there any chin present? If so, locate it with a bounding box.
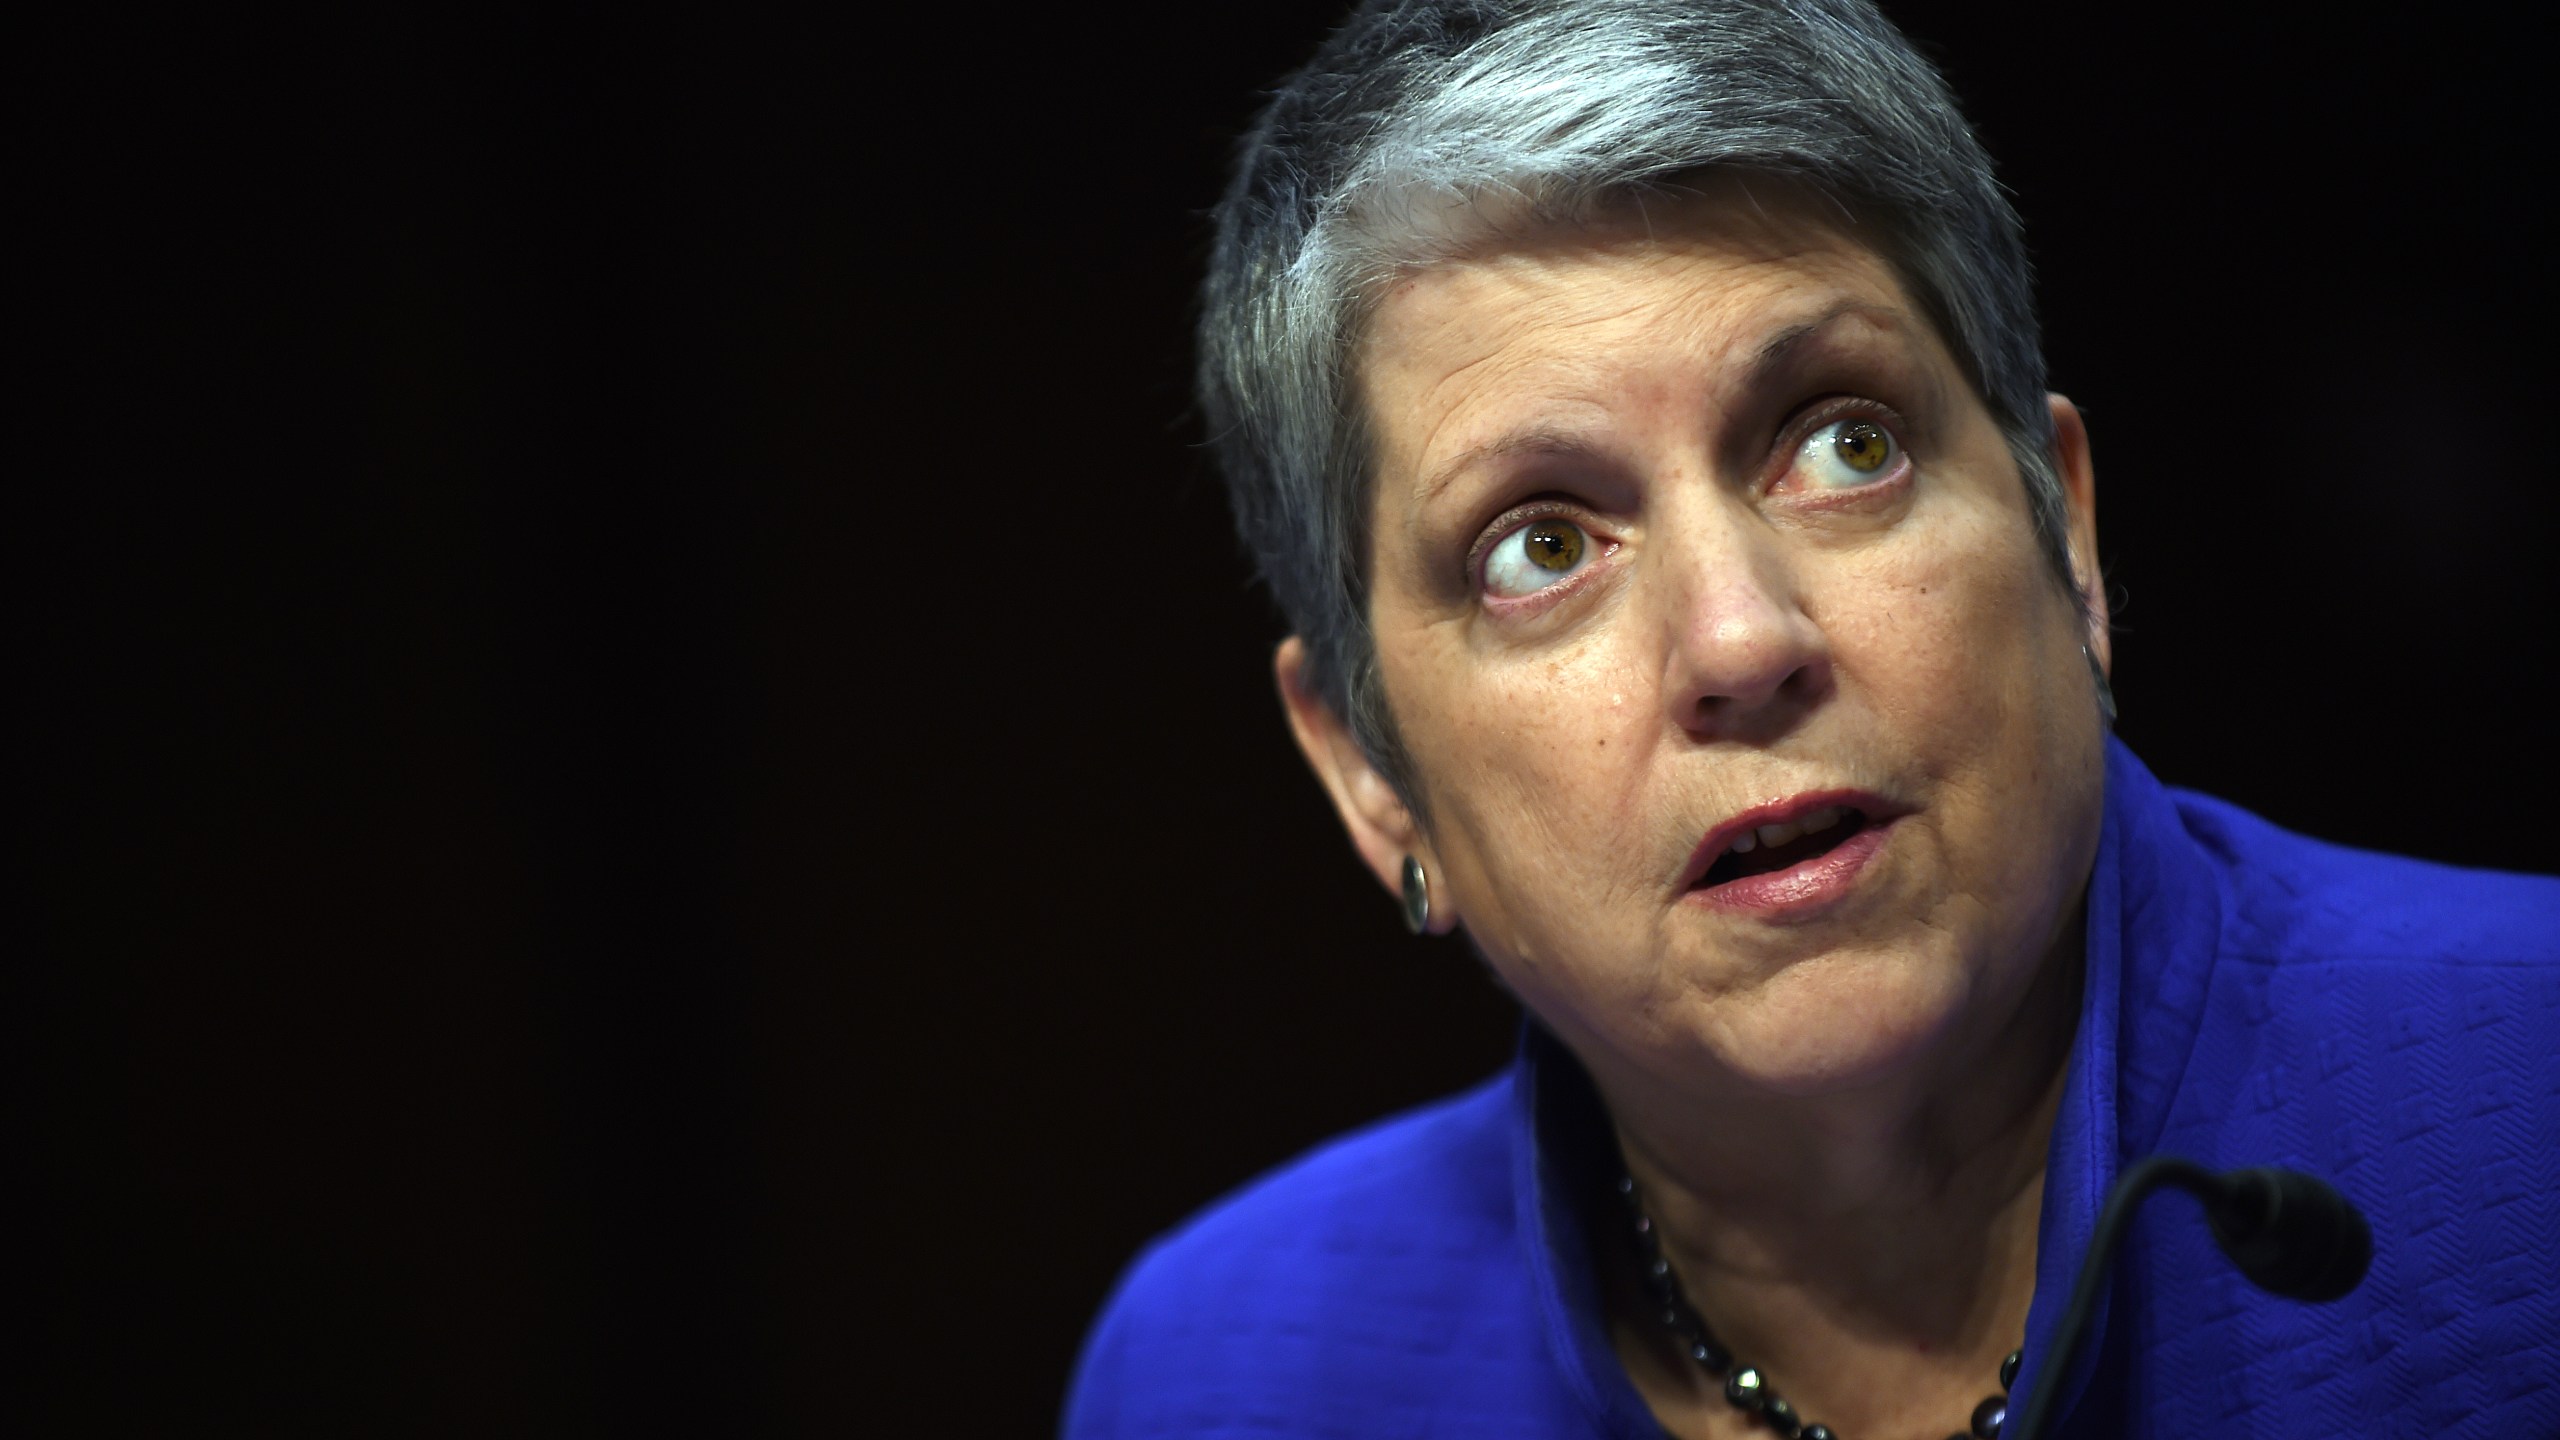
[1691,948,1972,1098]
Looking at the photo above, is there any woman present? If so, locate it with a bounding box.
[1069,3,2560,1436]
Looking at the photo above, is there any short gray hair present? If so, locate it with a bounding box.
[1200,0,2073,795]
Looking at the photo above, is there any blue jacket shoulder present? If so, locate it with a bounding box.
[1063,1069,1541,1438]
[2169,787,2560,966]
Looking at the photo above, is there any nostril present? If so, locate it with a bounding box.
[1678,654,1830,743]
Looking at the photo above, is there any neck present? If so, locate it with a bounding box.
[1595,906,2082,1345]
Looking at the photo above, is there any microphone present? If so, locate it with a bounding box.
[2004,1156,2371,1440]
[2200,1165,2372,1303]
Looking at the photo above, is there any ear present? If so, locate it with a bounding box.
[2047,393,2110,678]
[1274,636,1455,933]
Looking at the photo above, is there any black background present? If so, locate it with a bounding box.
[22,4,2556,1434]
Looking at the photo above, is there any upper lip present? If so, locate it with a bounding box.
[1676,788,1899,891]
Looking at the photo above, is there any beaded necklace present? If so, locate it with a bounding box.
[1615,1173,2023,1440]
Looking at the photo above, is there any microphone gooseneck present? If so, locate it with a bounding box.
[2004,1156,2371,1440]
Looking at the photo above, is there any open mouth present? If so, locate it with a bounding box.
[1696,803,1873,889]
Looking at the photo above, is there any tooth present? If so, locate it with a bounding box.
[1801,806,1844,835]
[1755,817,1805,849]
[1728,831,1757,854]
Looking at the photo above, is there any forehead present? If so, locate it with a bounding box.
[1355,184,1929,482]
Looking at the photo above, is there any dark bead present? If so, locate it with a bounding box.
[1970,1395,2008,1437]
[1723,1366,1766,1411]
[2001,1349,2022,1390]
[1799,1429,1835,1440]
[1762,1395,1801,1438]
[1687,1338,1730,1373]
[1616,1175,1637,1199]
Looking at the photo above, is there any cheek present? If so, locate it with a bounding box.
[1840,513,2069,756]
[1841,512,2099,911]
[1391,631,1659,949]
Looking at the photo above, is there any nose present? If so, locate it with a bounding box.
[1657,522,1831,740]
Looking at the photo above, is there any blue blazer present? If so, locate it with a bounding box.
[1066,741,2560,1437]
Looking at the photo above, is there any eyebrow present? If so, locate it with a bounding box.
[1411,300,1916,507]
[1745,300,1912,383]
[1418,426,1606,506]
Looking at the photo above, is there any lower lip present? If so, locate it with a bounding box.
[1687,818,1896,919]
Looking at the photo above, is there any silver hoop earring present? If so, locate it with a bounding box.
[1400,855,1431,935]
[2083,642,2118,728]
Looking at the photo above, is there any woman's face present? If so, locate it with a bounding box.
[1317,185,2109,1102]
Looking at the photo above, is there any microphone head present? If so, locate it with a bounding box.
[2204,1166,2372,1303]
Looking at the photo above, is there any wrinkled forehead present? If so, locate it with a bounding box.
[1366,201,1904,375]
[1350,180,1935,489]
[1382,170,1904,345]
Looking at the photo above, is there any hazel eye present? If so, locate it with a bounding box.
[1798,418,1901,488]
[1483,518,1593,598]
